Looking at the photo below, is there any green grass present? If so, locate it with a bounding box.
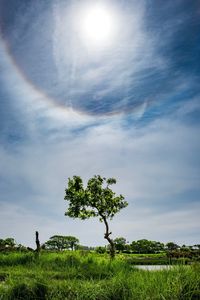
[0,251,199,299]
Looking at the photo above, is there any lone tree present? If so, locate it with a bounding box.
[64,175,128,258]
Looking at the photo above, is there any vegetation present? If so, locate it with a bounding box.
[1,235,200,263]
[1,177,199,299]
[45,235,79,251]
[0,251,199,300]
[64,175,128,258]
[0,238,15,250]
[165,242,179,251]
[0,234,199,299]
[114,237,127,252]
[130,239,165,254]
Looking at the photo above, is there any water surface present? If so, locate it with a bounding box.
[136,265,174,271]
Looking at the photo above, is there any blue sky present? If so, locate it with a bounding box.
[0,0,200,247]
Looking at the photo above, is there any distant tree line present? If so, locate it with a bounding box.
[1,236,200,260]
[113,238,200,254]
[113,237,166,253]
[0,235,80,252]
[95,238,200,259]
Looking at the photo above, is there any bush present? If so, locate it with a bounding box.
[95,246,107,254]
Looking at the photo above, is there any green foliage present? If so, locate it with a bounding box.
[45,235,79,251]
[131,239,165,254]
[114,237,127,251]
[4,238,15,248]
[166,242,180,251]
[65,236,79,250]
[0,239,5,249]
[0,252,35,266]
[64,175,128,220]
[95,246,107,254]
[0,238,15,251]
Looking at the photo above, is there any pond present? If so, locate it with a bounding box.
[135,265,174,271]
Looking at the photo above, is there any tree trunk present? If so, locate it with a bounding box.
[101,216,115,259]
[35,231,40,255]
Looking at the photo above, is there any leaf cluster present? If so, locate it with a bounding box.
[64,175,128,221]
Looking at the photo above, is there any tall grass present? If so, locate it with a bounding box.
[0,251,199,300]
[0,252,35,266]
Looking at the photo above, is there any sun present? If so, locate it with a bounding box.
[79,4,116,47]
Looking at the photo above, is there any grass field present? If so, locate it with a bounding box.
[0,251,200,299]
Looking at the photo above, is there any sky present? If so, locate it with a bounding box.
[0,0,200,248]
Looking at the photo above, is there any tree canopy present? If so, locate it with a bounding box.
[45,235,79,251]
[166,242,179,251]
[130,239,164,254]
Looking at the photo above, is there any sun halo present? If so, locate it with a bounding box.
[78,4,117,48]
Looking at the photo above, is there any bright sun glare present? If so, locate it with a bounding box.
[79,4,116,47]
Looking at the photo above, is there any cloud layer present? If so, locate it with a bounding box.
[0,111,199,247]
[0,0,199,247]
